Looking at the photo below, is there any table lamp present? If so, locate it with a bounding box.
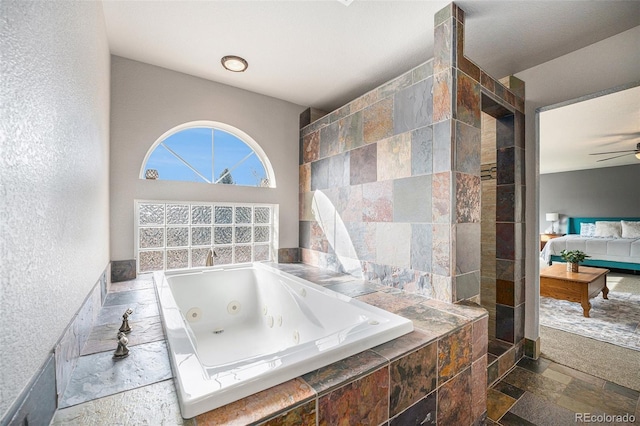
[546,212,559,234]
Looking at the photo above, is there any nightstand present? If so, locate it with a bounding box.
[540,233,564,251]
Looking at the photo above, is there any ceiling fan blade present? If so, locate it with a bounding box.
[591,142,640,155]
[589,149,636,155]
[600,131,640,137]
[596,153,634,162]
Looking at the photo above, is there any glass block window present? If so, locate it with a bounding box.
[166,204,189,224]
[136,201,275,273]
[140,124,275,188]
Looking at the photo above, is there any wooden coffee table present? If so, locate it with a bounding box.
[540,264,609,317]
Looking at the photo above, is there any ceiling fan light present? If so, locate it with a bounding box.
[635,152,640,160]
[221,55,248,72]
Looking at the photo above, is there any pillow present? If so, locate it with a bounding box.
[621,220,640,238]
[579,222,596,237]
[594,221,622,238]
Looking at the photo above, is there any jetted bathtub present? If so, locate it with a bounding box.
[154,262,413,418]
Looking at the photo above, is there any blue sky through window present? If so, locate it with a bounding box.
[144,127,268,186]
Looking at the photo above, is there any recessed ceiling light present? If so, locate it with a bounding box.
[221,55,248,73]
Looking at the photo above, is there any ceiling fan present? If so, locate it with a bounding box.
[589,142,640,162]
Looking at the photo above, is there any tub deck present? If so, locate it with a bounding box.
[52,262,488,426]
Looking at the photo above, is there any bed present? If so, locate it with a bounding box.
[541,217,640,272]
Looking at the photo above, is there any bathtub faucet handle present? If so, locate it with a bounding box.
[113,331,130,359]
[119,308,133,334]
[206,248,217,267]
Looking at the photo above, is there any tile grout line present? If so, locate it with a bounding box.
[495,355,640,424]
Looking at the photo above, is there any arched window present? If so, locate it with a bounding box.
[140,122,275,187]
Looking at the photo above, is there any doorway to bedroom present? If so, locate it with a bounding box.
[536,83,640,392]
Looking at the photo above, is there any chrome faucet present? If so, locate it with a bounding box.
[113,331,130,359]
[206,248,217,267]
[119,308,133,334]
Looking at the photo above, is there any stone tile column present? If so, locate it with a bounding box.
[495,78,526,344]
[432,4,482,303]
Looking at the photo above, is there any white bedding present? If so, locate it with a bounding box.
[541,234,640,265]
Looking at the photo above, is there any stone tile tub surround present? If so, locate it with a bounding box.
[55,272,168,409]
[50,264,488,425]
[299,2,525,313]
[195,263,489,425]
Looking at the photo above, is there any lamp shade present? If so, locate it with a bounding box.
[546,213,559,222]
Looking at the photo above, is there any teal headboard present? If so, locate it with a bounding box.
[567,217,640,235]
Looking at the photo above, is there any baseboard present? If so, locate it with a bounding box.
[487,338,525,387]
[111,259,136,282]
[524,336,541,359]
[277,247,300,263]
[1,355,57,426]
[54,273,105,405]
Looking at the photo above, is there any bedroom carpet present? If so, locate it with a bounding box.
[539,273,640,351]
[540,325,640,392]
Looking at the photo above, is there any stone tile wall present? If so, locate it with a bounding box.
[300,3,524,307]
[300,2,525,390]
[481,112,497,339]
[493,76,526,347]
[299,59,443,297]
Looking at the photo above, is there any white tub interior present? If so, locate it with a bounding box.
[154,262,413,418]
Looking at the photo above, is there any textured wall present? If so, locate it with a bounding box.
[540,165,640,232]
[0,1,110,418]
[110,57,305,261]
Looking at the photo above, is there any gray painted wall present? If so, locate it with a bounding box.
[0,1,110,417]
[540,165,640,232]
[110,57,305,261]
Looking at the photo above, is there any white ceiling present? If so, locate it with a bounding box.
[101,0,640,113]
[101,1,640,174]
[539,85,640,174]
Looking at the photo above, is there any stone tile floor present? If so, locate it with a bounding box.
[487,357,640,425]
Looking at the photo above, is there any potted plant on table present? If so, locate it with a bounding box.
[560,249,590,273]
